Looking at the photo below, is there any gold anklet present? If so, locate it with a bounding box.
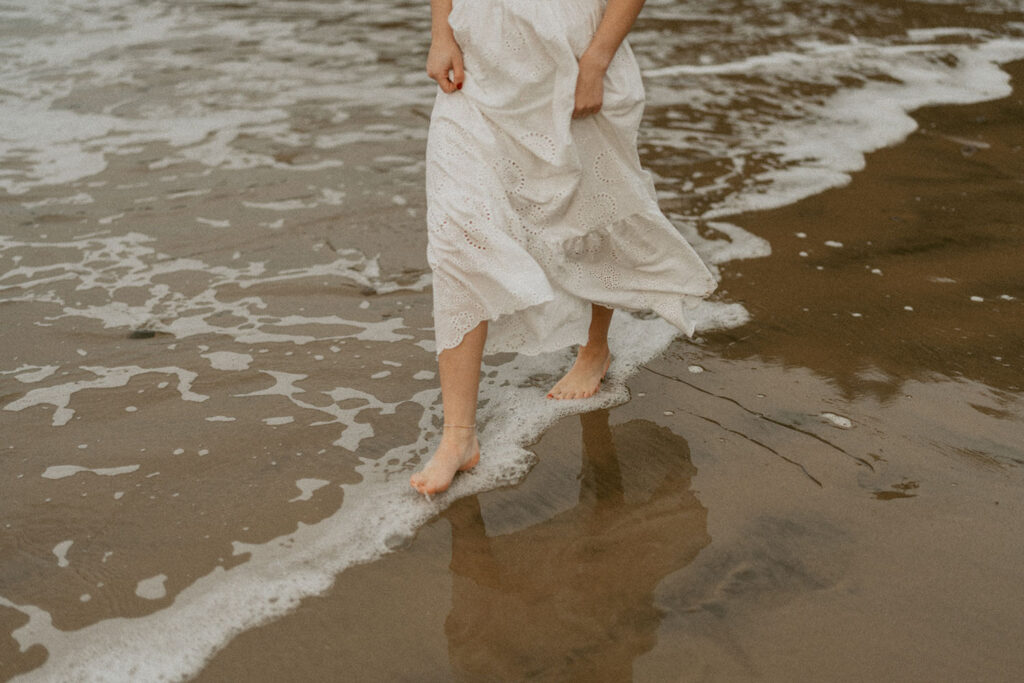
[443,423,475,429]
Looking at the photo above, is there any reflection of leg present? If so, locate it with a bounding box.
[444,495,503,678]
[410,321,487,495]
[579,409,624,510]
[547,304,613,400]
[445,495,500,586]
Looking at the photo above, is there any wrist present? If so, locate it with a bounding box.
[431,23,456,43]
[580,44,615,71]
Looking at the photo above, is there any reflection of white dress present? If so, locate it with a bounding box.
[425,0,717,357]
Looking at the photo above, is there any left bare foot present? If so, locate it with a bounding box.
[410,427,479,496]
[547,343,611,400]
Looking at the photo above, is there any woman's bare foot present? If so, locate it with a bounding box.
[547,342,612,400]
[410,427,480,496]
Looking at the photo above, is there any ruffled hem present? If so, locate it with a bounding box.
[431,207,717,358]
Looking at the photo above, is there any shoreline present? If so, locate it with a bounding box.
[190,61,1024,682]
[2,23,1023,683]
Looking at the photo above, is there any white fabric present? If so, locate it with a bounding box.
[425,0,717,357]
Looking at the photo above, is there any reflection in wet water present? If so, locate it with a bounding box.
[443,410,709,680]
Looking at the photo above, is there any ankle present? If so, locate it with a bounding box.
[580,341,610,355]
[440,425,476,444]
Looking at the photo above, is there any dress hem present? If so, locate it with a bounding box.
[432,291,709,359]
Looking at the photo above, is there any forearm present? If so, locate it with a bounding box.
[430,0,456,41]
[583,0,646,68]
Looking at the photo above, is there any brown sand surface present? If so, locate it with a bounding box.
[0,98,441,678]
[191,64,1024,681]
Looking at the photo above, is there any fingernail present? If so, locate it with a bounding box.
[457,82,463,90]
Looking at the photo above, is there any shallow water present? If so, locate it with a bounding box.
[2,0,1023,679]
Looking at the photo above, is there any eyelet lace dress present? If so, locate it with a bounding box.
[425,0,717,357]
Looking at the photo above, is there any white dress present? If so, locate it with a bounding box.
[425,0,717,357]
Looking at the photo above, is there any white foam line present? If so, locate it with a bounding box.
[642,38,1001,78]
[696,39,1024,219]
[20,192,94,209]
[3,366,208,427]
[906,27,993,41]
[232,371,411,451]
[0,365,60,384]
[0,0,429,194]
[2,312,726,682]
[0,232,426,345]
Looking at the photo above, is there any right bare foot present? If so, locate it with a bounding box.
[410,426,480,496]
[547,342,611,400]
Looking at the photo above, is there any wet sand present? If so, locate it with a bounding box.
[2,8,1023,680]
[189,63,1024,681]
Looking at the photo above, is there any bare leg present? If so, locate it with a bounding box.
[411,320,487,495]
[547,303,613,400]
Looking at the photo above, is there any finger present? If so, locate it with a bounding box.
[437,76,456,93]
[451,54,465,88]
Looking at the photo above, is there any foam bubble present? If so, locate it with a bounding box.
[196,217,230,228]
[202,352,254,371]
[52,540,73,568]
[135,574,168,600]
[10,365,60,383]
[287,478,330,503]
[41,464,140,480]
